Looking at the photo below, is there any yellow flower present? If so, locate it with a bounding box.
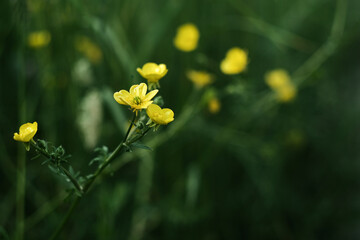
[264,69,297,102]
[186,70,214,88]
[276,84,297,102]
[13,122,38,142]
[208,98,221,114]
[137,63,168,89]
[146,104,174,125]
[220,47,248,74]
[28,31,51,48]
[173,23,199,52]
[265,69,291,90]
[113,83,158,112]
[75,37,103,64]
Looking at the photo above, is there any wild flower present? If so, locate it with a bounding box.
[75,37,103,64]
[137,63,168,90]
[208,97,221,114]
[113,83,158,113]
[220,47,248,74]
[186,70,213,88]
[13,122,38,142]
[146,104,174,126]
[28,31,51,48]
[265,69,297,102]
[174,23,199,52]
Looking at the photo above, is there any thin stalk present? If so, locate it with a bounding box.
[49,112,137,240]
[48,196,81,240]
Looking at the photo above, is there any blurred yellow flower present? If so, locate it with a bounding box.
[220,47,248,74]
[276,84,297,102]
[265,69,291,89]
[113,83,158,112]
[174,23,199,52]
[75,37,103,64]
[208,98,221,114]
[146,104,174,125]
[28,31,51,48]
[137,63,168,89]
[186,70,213,88]
[13,122,38,142]
[265,69,297,102]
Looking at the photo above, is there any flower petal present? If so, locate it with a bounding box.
[136,68,145,78]
[137,83,147,97]
[114,90,132,105]
[129,84,139,95]
[13,133,21,141]
[143,89,158,102]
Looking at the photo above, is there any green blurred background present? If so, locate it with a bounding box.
[1,0,360,239]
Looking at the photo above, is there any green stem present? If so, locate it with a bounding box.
[48,196,81,240]
[29,140,84,194]
[83,112,136,192]
[49,112,137,240]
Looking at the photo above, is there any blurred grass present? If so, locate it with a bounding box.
[1,0,360,239]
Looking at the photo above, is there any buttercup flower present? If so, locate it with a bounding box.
[174,23,199,52]
[208,98,221,114]
[220,47,248,75]
[187,70,213,88]
[28,31,51,48]
[265,69,291,89]
[146,104,174,125]
[113,83,158,112]
[75,37,103,64]
[264,69,297,102]
[13,122,38,142]
[276,84,297,102]
[137,63,168,89]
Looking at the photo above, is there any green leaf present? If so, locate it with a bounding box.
[130,142,153,151]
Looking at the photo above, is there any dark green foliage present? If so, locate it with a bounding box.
[1,0,360,239]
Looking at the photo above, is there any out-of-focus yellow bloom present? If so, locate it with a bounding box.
[137,63,168,89]
[13,122,38,142]
[276,84,297,102]
[113,83,158,112]
[75,37,103,64]
[220,47,248,75]
[174,23,199,52]
[187,70,213,88]
[146,104,174,125]
[208,98,221,114]
[28,31,51,48]
[265,69,291,89]
[265,69,297,102]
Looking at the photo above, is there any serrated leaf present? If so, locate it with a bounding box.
[131,142,153,151]
[48,164,59,174]
[31,154,41,161]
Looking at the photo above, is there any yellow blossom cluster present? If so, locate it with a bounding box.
[265,69,297,102]
[113,63,174,126]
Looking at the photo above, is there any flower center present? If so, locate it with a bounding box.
[133,96,142,105]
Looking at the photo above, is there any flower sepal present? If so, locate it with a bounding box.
[23,142,31,151]
[146,119,161,131]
